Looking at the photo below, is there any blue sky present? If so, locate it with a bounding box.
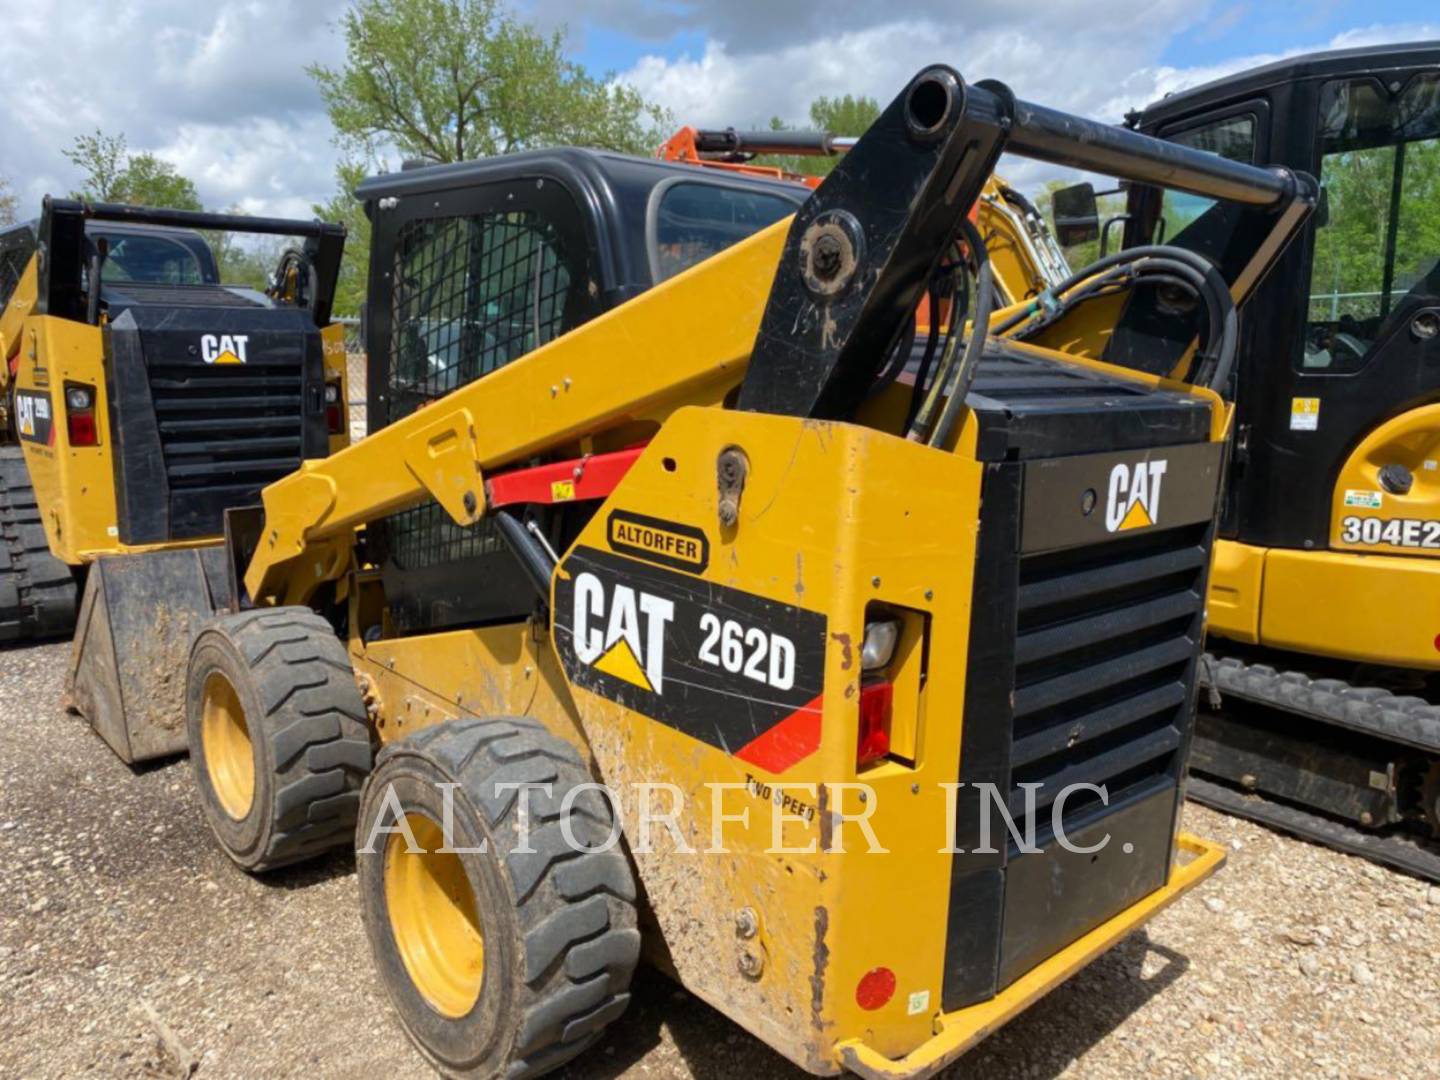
[0,1,1435,216]
[1156,0,1435,65]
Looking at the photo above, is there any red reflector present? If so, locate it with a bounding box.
[1433,633,1440,653]
[325,403,343,435]
[856,681,893,766]
[67,411,98,447]
[856,966,896,1010]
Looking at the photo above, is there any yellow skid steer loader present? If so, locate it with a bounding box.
[162,67,1310,1077]
[0,201,349,762]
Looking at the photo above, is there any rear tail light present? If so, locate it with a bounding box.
[861,620,900,671]
[857,680,894,767]
[65,384,98,447]
[324,380,343,435]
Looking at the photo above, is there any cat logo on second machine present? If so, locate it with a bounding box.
[1106,458,1168,532]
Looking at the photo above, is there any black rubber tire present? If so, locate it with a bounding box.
[0,445,77,643]
[358,717,640,1079]
[186,606,373,872]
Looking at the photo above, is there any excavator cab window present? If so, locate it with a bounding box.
[1300,72,1440,373]
[1157,114,1258,241]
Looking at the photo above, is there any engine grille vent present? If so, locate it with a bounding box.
[147,358,305,504]
[1008,521,1210,843]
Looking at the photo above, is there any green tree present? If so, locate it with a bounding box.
[64,130,202,209]
[312,160,373,317]
[762,94,880,179]
[0,176,16,225]
[308,0,667,165]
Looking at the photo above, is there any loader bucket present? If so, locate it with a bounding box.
[68,547,232,764]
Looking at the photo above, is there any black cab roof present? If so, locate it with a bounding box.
[357,146,809,301]
[1137,40,1440,128]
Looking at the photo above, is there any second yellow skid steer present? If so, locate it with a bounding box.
[156,67,1312,1077]
[0,201,349,762]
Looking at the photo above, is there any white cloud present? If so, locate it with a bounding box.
[0,0,349,218]
[616,9,1440,194]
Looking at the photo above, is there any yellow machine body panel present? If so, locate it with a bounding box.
[1205,403,1440,668]
[1328,403,1440,558]
[1209,538,1440,670]
[10,306,128,564]
[1206,538,1264,644]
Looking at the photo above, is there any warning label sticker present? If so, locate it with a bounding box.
[1343,489,1383,510]
[1290,397,1320,431]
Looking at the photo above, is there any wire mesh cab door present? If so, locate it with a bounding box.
[365,175,603,633]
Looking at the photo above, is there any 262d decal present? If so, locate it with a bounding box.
[554,546,827,772]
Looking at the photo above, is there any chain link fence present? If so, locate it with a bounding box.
[335,316,367,442]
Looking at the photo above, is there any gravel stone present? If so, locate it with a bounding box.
[3,641,1439,1078]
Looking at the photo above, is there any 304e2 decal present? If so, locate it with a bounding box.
[554,545,827,773]
[1340,516,1440,549]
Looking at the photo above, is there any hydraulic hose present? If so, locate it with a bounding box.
[998,244,1238,394]
[916,218,995,448]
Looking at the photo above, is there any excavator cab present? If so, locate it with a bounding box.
[1118,41,1440,877]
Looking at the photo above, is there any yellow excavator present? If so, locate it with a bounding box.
[1052,40,1440,878]
[132,67,1310,1077]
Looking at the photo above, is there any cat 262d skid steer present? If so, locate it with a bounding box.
[168,67,1311,1077]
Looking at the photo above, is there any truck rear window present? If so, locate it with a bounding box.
[652,181,798,281]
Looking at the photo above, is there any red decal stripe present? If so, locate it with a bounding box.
[734,693,823,774]
[486,445,646,507]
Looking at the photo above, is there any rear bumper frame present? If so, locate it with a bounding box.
[835,833,1226,1080]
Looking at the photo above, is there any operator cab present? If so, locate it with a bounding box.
[1126,41,1440,550]
[357,149,806,632]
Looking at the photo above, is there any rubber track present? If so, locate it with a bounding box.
[1195,652,1440,882]
[378,717,640,1079]
[0,446,76,642]
[1200,652,1440,752]
[1188,776,1440,882]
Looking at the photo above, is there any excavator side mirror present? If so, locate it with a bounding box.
[1052,182,1101,246]
[1314,185,1330,228]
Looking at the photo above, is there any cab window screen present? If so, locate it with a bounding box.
[378,206,576,621]
[653,182,795,281]
[1301,74,1440,373]
[387,209,571,423]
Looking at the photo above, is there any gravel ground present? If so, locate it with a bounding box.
[2,640,1438,1079]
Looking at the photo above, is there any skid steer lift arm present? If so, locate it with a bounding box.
[243,65,1314,608]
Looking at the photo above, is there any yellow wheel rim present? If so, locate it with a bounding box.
[200,671,255,820]
[385,814,485,1017]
